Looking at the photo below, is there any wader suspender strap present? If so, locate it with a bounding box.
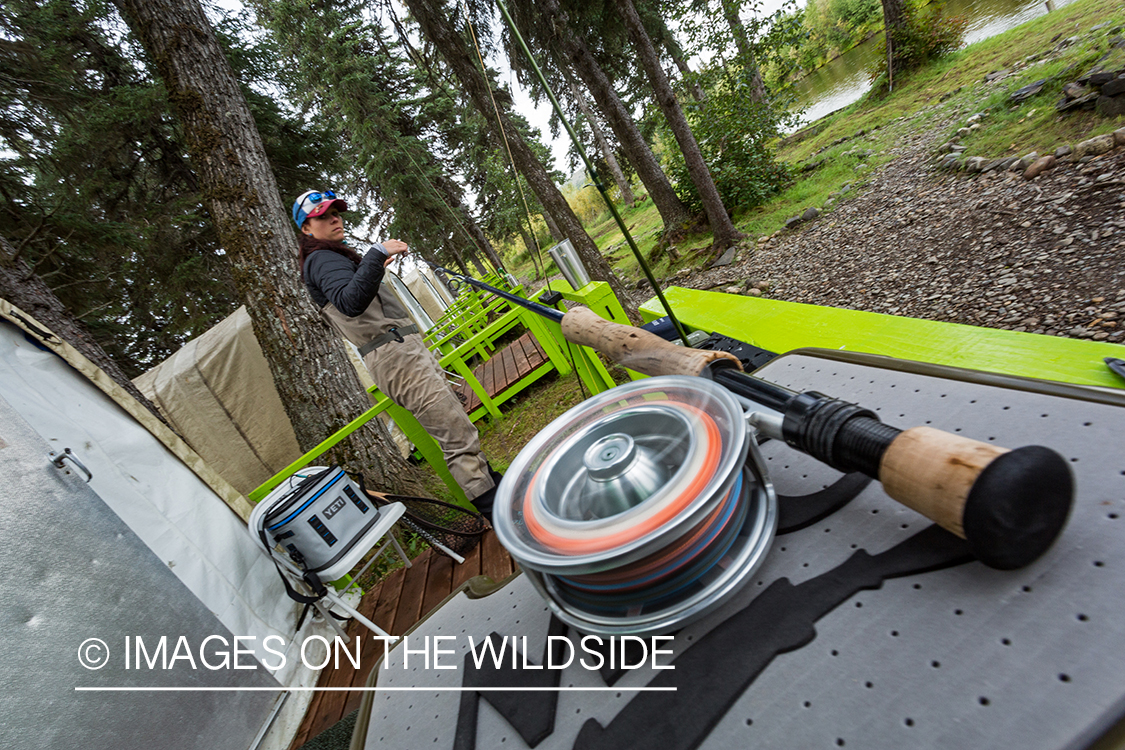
[357,324,419,357]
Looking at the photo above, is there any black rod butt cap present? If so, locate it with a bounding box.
[963,445,1074,570]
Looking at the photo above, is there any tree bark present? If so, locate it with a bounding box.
[565,73,636,207]
[0,236,168,425]
[614,0,744,252]
[541,209,564,244]
[648,11,706,103]
[880,0,910,76]
[719,0,767,103]
[434,172,506,270]
[112,0,418,493]
[402,0,629,305]
[535,0,692,231]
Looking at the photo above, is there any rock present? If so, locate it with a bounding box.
[1097,95,1125,117]
[950,144,967,153]
[941,154,962,170]
[1062,82,1088,99]
[746,288,762,297]
[1088,71,1117,87]
[965,156,987,172]
[1102,75,1125,97]
[1057,92,1099,111]
[1010,79,1047,102]
[938,141,954,154]
[1073,134,1117,158]
[984,69,1010,82]
[1115,127,1125,146]
[855,163,869,172]
[785,215,802,229]
[725,286,741,294]
[1055,145,1073,158]
[1024,154,1057,179]
[709,245,738,268]
[1018,152,1040,170]
[801,206,820,221]
[957,127,970,136]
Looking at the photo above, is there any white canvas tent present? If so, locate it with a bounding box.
[133,306,410,499]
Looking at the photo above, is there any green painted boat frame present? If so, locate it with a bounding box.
[641,287,1125,391]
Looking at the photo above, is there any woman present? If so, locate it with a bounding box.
[293,189,498,519]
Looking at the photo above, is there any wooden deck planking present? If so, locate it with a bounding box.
[291,531,515,748]
[390,552,431,636]
[454,331,550,415]
[421,552,455,615]
[451,539,483,590]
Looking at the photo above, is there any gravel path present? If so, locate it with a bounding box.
[626,122,1125,344]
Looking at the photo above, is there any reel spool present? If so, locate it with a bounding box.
[494,376,778,636]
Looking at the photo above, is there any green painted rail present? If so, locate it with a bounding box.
[641,287,1125,391]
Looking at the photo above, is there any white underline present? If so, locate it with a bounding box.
[75,686,675,692]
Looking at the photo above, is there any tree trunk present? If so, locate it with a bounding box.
[516,222,536,258]
[402,0,629,306]
[541,209,564,244]
[432,166,503,271]
[649,12,706,103]
[0,236,167,425]
[880,0,910,76]
[565,73,636,206]
[112,0,419,493]
[536,0,692,231]
[719,0,767,103]
[614,0,744,253]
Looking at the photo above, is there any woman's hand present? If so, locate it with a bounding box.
[383,239,408,256]
[382,239,408,268]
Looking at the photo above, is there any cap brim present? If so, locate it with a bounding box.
[306,198,348,218]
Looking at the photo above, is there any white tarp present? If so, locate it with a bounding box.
[0,317,321,692]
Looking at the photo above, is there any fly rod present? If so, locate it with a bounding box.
[435,266,1074,570]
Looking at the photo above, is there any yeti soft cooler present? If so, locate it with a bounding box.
[261,466,380,573]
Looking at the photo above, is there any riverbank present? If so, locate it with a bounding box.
[629,115,1125,343]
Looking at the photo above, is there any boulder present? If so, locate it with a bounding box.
[1102,75,1125,97]
[1023,154,1057,179]
[1057,92,1100,111]
[1097,95,1125,117]
[801,206,820,222]
[1073,134,1117,159]
[965,156,987,172]
[1088,71,1117,87]
[1115,127,1125,147]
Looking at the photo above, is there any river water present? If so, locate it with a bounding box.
[791,0,1079,127]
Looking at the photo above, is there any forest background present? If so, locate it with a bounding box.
[0,0,982,492]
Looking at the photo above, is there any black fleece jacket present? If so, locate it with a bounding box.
[303,244,389,317]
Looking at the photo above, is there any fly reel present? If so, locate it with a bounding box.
[494,376,778,636]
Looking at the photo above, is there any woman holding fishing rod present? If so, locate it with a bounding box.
[292,189,501,519]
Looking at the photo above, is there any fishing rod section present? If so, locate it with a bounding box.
[448,269,1074,577]
[490,0,692,348]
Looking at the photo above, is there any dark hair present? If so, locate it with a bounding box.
[297,234,363,280]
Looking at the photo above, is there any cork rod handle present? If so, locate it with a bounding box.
[561,306,740,377]
[878,427,1072,569]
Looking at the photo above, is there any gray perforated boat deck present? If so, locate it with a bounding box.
[362,351,1125,750]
